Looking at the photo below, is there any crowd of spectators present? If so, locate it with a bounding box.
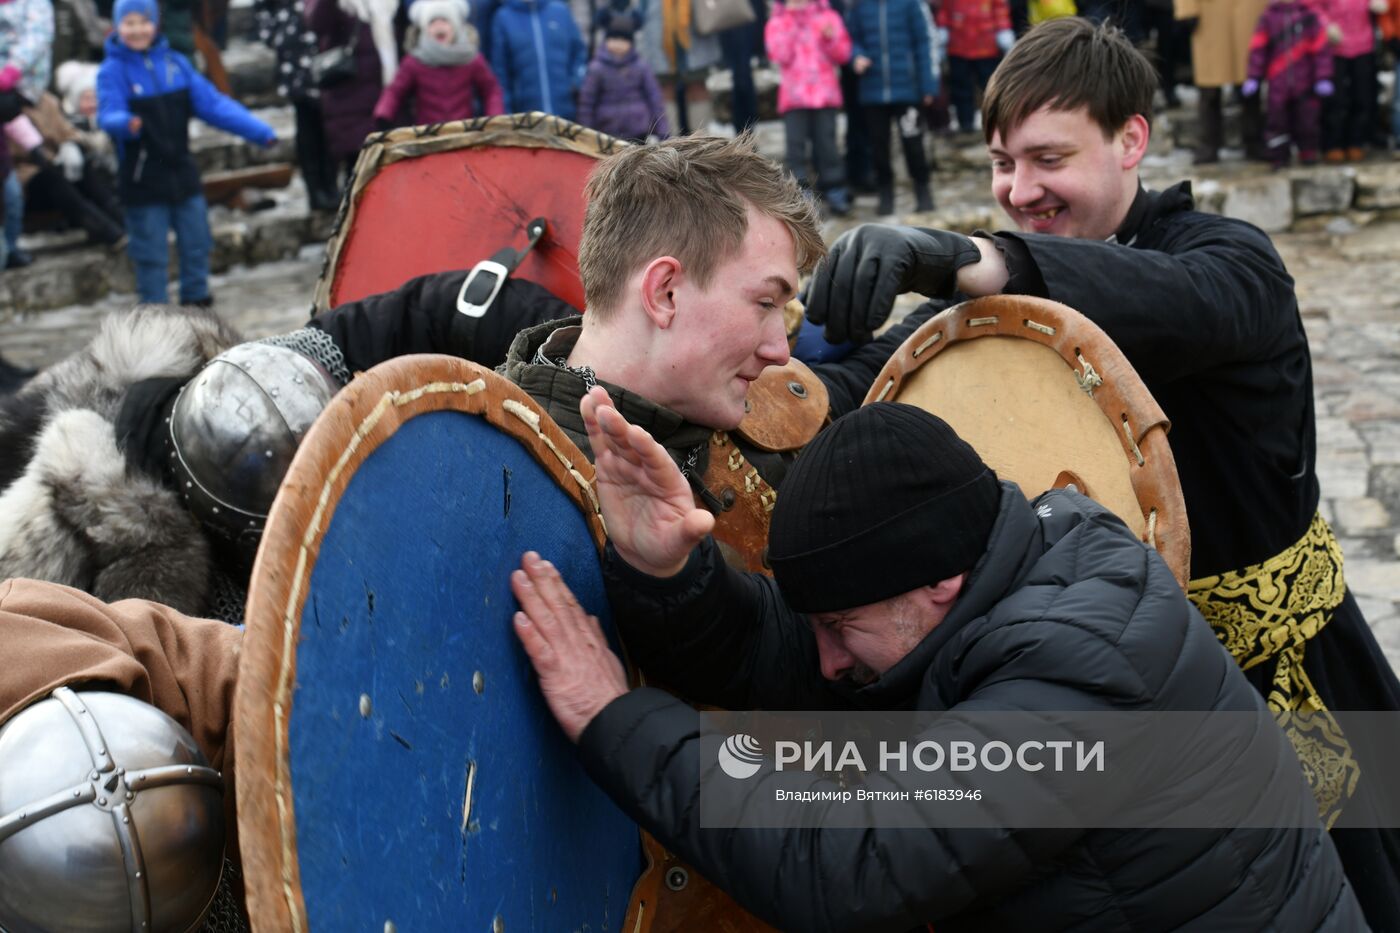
[0,0,1396,288]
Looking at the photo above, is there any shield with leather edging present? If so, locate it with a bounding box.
[865,295,1192,587]
[234,355,641,931]
[314,113,627,314]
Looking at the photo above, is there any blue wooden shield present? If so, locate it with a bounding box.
[235,356,643,932]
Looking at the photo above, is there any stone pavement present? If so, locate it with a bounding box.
[1283,226,1400,667]
[2,172,1399,674]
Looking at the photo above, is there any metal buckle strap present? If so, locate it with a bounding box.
[455,217,549,318]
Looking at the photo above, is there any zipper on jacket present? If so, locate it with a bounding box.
[878,0,890,102]
[132,51,156,182]
[530,7,554,113]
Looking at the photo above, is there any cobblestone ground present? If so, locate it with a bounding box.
[2,199,1398,670]
[1285,226,1400,666]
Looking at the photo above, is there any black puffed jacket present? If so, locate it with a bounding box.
[583,486,1367,932]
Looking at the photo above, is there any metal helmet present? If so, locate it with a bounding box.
[168,342,340,567]
[0,688,226,933]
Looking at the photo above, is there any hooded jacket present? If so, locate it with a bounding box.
[764,0,851,113]
[96,33,274,204]
[489,0,587,119]
[577,46,669,140]
[372,52,505,125]
[587,486,1367,931]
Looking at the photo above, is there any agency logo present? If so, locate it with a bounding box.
[717,733,764,780]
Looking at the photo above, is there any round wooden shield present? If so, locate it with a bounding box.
[864,295,1191,586]
[234,355,643,931]
[313,113,628,314]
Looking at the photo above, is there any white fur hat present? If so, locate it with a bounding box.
[409,0,469,30]
[55,61,100,115]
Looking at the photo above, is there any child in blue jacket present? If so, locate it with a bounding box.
[98,0,276,306]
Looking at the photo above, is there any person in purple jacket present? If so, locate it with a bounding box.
[577,13,669,142]
[373,0,504,127]
[1242,0,1334,168]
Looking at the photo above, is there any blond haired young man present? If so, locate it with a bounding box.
[493,133,943,544]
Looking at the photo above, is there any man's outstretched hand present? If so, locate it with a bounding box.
[803,225,985,344]
[581,385,714,578]
[512,552,628,743]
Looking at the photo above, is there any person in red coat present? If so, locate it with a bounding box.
[936,0,1013,133]
[373,0,504,127]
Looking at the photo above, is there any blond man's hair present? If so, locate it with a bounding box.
[578,133,826,318]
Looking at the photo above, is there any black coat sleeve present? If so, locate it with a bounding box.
[604,538,843,711]
[575,685,1085,932]
[994,212,1298,384]
[810,300,944,418]
[307,271,580,373]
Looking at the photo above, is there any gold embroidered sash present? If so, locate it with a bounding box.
[1187,512,1359,828]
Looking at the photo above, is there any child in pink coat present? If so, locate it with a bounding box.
[373,0,504,128]
[765,0,853,214]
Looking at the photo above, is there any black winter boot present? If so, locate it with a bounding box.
[877,184,895,216]
[1194,86,1224,164]
[1241,94,1268,161]
[914,183,934,213]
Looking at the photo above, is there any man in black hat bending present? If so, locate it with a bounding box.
[508,388,1363,931]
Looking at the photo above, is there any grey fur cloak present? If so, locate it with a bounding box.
[0,306,242,614]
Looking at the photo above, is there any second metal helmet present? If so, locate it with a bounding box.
[168,342,341,566]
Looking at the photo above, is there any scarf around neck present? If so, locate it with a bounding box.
[414,30,478,66]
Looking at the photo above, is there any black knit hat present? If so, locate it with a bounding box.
[769,403,1001,613]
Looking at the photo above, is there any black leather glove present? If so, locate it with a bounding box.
[803,224,982,345]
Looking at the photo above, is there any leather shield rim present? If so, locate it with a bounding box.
[233,355,606,933]
[313,112,629,311]
[863,294,1192,587]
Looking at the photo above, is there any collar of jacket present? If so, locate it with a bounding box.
[843,480,1045,709]
[1109,180,1194,247]
[500,317,714,459]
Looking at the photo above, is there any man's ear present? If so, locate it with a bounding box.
[639,256,682,329]
[1118,113,1150,171]
[926,573,966,609]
